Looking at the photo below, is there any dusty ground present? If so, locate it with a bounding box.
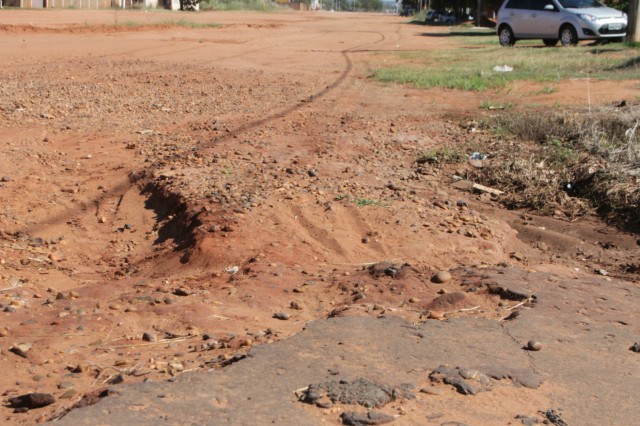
[0,9,639,425]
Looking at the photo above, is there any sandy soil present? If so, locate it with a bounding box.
[0,9,639,424]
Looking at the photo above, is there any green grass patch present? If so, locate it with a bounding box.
[200,0,277,11]
[372,40,639,91]
[416,147,465,164]
[536,86,558,95]
[334,195,385,207]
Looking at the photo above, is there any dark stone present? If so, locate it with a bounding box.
[545,409,568,426]
[443,376,477,395]
[487,284,532,301]
[630,343,640,353]
[301,379,405,409]
[341,411,396,425]
[8,393,55,409]
[273,312,290,320]
[142,332,157,342]
[173,288,190,296]
[107,374,125,385]
[368,262,410,279]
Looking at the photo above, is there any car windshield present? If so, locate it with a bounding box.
[558,0,603,8]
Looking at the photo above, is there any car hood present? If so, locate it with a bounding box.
[566,7,626,20]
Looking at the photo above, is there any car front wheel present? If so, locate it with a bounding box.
[560,25,578,46]
[499,25,516,46]
[543,38,558,47]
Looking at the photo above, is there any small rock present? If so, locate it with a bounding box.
[169,361,184,372]
[10,343,32,358]
[419,387,444,396]
[1,176,11,182]
[341,411,396,426]
[59,389,78,399]
[629,343,640,353]
[431,271,451,284]
[49,252,64,262]
[107,374,124,385]
[427,310,446,320]
[108,303,121,310]
[510,252,525,261]
[8,393,55,409]
[142,332,157,342]
[0,327,9,337]
[308,169,318,177]
[71,363,89,373]
[515,414,539,425]
[273,312,290,320]
[173,288,190,296]
[468,159,484,169]
[545,409,568,426]
[526,340,542,351]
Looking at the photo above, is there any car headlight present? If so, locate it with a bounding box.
[579,13,597,21]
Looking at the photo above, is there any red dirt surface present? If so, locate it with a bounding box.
[0,9,638,424]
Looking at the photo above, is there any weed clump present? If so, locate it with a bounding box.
[475,105,640,226]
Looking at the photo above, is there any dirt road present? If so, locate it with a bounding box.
[0,9,639,425]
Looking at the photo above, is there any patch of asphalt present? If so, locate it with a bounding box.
[55,267,640,425]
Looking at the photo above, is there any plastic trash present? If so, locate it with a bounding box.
[493,65,513,72]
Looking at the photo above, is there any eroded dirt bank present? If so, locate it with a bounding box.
[0,10,639,425]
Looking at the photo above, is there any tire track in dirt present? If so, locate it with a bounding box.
[195,29,388,151]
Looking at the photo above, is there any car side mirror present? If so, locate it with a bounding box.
[544,4,556,10]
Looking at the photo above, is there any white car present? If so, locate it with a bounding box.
[497,0,627,46]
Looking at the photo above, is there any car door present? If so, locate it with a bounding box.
[528,0,563,38]
[501,0,530,36]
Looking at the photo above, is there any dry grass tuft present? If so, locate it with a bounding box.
[474,105,640,226]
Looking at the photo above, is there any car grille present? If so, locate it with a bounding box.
[599,24,626,35]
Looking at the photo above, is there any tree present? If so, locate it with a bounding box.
[628,0,640,42]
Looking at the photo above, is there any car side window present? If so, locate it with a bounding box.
[531,0,555,10]
[505,0,532,9]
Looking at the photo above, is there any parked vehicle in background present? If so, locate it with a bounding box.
[425,10,458,24]
[424,9,437,21]
[497,0,627,46]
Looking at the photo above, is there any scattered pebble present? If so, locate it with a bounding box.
[273,312,290,320]
[526,340,542,351]
[8,393,55,409]
[142,332,157,342]
[9,343,32,358]
[431,271,451,284]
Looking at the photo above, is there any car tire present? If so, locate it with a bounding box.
[543,38,559,47]
[560,25,578,46]
[499,25,516,47]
